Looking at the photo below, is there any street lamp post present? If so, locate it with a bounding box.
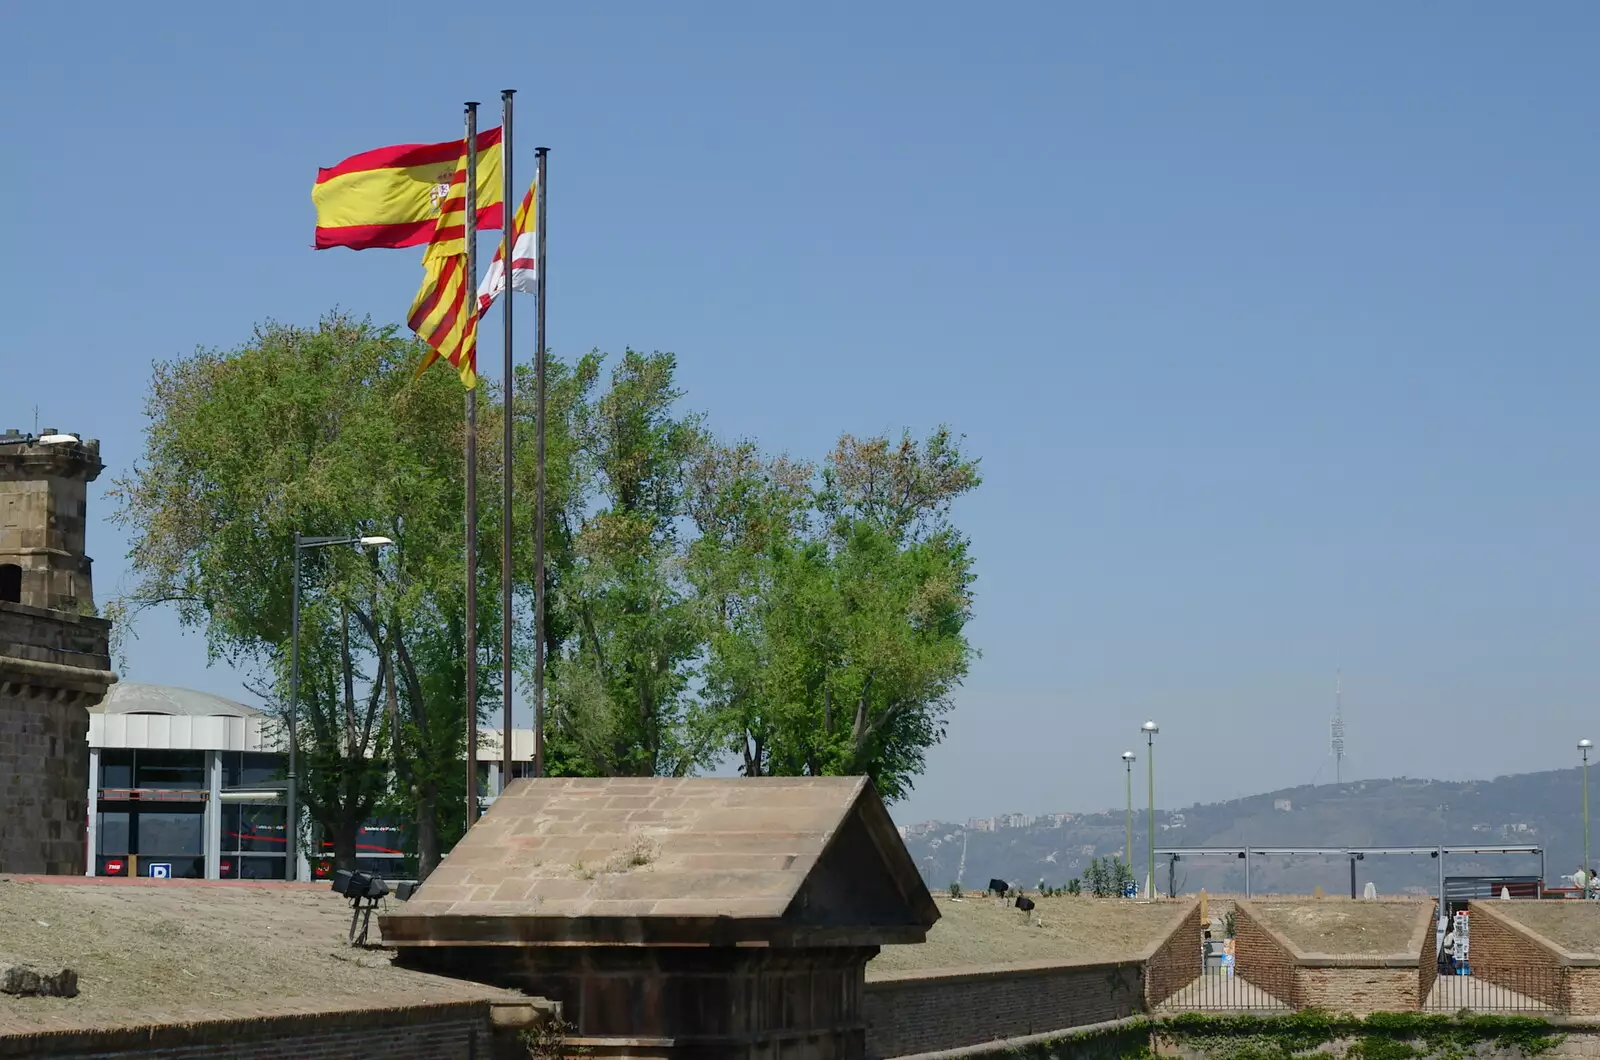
[1142,721,1159,897]
[1582,739,1593,899]
[1121,751,1136,877]
[287,533,393,882]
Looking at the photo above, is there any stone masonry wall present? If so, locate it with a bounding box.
[0,690,88,875]
[864,961,1145,1059]
[1144,902,1203,1008]
[0,601,110,876]
[1234,903,1301,1008]
[1466,902,1571,1011]
[0,1002,500,1060]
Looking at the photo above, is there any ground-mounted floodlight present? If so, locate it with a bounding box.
[331,868,392,946]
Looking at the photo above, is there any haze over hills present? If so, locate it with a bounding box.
[899,767,1591,897]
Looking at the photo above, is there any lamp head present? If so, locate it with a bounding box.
[1121,751,1136,762]
[358,536,394,548]
[38,433,79,445]
[1141,721,1159,735]
[1581,739,1593,751]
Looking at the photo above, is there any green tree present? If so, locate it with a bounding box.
[109,313,494,877]
[544,350,714,777]
[688,429,980,801]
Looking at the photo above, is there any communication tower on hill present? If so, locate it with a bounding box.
[1331,670,1347,784]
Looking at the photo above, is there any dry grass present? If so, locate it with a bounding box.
[0,877,521,1033]
[1247,898,1429,955]
[866,894,1186,981]
[1492,901,1600,954]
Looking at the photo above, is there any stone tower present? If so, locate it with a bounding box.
[0,430,115,875]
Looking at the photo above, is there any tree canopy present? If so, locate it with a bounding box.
[112,313,982,880]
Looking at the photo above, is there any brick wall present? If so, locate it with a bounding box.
[1144,903,1202,1008]
[1465,902,1571,1011]
[1298,965,1418,1014]
[1233,902,1300,1007]
[0,1002,502,1060]
[1416,901,1438,1008]
[864,960,1144,1058]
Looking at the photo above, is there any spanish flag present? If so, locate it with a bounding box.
[313,128,504,250]
[407,141,480,388]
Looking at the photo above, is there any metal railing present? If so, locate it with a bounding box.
[1425,965,1568,1014]
[1161,965,1296,1012]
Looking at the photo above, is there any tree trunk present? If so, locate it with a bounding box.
[333,818,360,871]
[416,787,441,881]
[341,608,357,756]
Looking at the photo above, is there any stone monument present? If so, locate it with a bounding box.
[383,776,939,1060]
[0,429,115,875]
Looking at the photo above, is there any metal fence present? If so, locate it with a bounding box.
[1424,965,1568,1014]
[1160,966,1296,1012]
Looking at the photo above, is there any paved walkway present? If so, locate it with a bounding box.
[1426,974,1553,1013]
[1158,970,1293,1013]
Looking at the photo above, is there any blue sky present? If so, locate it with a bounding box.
[4,3,1596,825]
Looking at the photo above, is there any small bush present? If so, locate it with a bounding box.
[948,882,961,898]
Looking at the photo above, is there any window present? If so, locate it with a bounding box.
[100,749,134,789]
[223,804,286,853]
[133,750,205,790]
[223,751,284,789]
[0,563,19,603]
[137,810,204,856]
[97,811,130,855]
[221,855,287,881]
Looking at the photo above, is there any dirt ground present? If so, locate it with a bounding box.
[0,877,520,1033]
[1247,898,1429,954]
[866,894,1187,981]
[1492,901,1600,953]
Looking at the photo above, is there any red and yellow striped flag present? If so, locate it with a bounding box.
[407,141,480,389]
[313,128,503,250]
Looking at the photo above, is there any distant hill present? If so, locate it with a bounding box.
[902,768,1590,897]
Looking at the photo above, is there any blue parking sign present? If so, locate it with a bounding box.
[149,863,172,879]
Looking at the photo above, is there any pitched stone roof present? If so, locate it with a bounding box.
[381,776,938,948]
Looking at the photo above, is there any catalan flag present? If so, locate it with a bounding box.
[477,177,537,315]
[407,141,480,389]
[313,128,504,250]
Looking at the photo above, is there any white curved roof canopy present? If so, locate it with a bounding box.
[95,682,261,718]
[89,682,284,753]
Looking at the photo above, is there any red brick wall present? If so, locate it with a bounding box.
[1466,902,1571,1011]
[864,961,1145,1058]
[0,1002,499,1060]
[1298,966,1418,1014]
[1233,903,1300,1008]
[1417,904,1438,1009]
[1144,905,1202,1008]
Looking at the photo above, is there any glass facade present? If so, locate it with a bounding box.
[90,736,533,881]
[94,803,206,878]
[222,751,283,788]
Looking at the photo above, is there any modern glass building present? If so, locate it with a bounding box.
[85,682,538,881]
[88,683,296,879]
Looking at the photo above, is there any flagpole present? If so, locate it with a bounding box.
[463,101,481,830]
[499,89,516,802]
[533,145,548,778]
